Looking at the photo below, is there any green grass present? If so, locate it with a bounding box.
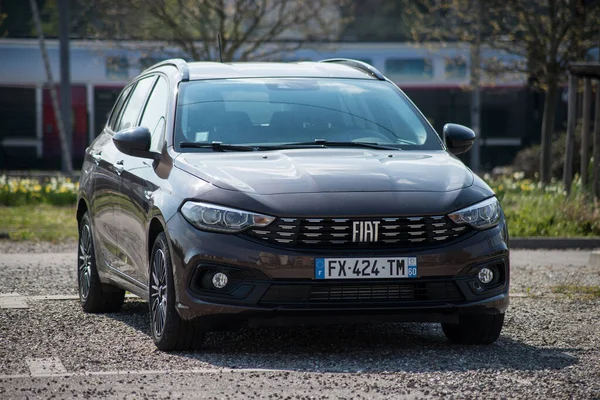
[488,176,600,237]
[0,175,598,242]
[0,205,77,242]
[551,284,600,299]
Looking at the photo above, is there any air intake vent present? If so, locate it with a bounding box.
[259,281,463,307]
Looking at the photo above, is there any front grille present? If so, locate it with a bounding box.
[259,281,464,307]
[245,216,470,248]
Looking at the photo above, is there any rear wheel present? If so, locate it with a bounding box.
[149,232,205,351]
[442,313,504,345]
[77,212,125,313]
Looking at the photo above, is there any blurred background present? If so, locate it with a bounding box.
[0,0,599,178]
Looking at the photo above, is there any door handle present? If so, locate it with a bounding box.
[114,160,124,175]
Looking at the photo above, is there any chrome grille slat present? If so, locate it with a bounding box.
[246,215,471,248]
[277,232,294,237]
[381,225,399,229]
[382,232,400,237]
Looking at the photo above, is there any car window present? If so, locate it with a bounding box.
[107,85,133,132]
[139,77,169,152]
[116,76,156,132]
[175,78,441,150]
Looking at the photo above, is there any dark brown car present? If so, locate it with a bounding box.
[76,59,509,351]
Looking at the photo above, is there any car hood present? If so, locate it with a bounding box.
[176,149,473,195]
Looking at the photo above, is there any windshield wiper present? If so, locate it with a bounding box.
[180,142,256,152]
[266,140,401,151]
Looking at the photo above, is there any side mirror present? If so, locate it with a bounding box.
[443,123,475,155]
[113,126,159,160]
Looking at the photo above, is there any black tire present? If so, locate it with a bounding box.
[77,212,125,313]
[149,232,205,351]
[442,313,504,345]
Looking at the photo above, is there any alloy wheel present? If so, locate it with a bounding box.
[78,223,93,301]
[150,248,168,338]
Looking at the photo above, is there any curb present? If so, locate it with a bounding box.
[590,251,600,267]
[511,237,600,250]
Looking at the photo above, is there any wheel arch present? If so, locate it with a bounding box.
[148,214,169,265]
[76,197,89,224]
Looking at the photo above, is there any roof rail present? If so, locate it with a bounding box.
[143,58,190,81]
[319,58,385,81]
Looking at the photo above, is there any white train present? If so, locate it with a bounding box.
[0,39,561,170]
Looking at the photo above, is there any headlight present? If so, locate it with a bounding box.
[181,201,275,233]
[448,197,501,230]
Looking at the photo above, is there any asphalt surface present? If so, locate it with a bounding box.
[0,245,599,399]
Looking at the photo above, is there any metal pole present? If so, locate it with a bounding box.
[59,0,72,169]
[593,80,600,200]
[29,0,73,175]
[563,74,577,193]
[469,0,482,172]
[580,78,592,187]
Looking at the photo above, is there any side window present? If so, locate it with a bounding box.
[116,76,156,132]
[107,85,133,131]
[139,77,169,152]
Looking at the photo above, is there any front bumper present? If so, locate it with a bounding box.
[167,212,510,328]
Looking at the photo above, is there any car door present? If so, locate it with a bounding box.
[109,75,157,283]
[89,84,133,274]
[117,75,170,285]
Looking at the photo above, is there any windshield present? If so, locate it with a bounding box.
[174,78,443,151]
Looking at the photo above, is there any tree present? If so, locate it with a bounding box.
[341,0,426,41]
[409,0,600,183]
[28,0,73,174]
[40,0,352,62]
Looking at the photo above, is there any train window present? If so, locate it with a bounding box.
[351,58,372,65]
[0,87,35,140]
[445,57,467,79]
[140,57,163,70]
[106,57,129,80]
[384,59,433,79]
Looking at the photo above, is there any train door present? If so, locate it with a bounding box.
[42,85,88,169]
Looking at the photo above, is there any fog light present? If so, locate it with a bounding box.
[478,267,494,284]
[212,272,228,289]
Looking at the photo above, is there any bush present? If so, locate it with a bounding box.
[485,173,600,237]
[511,126,593,180]
[0,175,78,206]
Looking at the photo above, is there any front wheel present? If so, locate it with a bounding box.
[149,232,205,351]
[441,313,504,345]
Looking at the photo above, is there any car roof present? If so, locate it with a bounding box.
[185,61,379,81]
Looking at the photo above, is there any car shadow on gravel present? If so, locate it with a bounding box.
[110,300,578,374]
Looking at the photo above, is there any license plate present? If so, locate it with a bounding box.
[315,257,417,279]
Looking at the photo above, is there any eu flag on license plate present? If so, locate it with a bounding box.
[315,258,325,279]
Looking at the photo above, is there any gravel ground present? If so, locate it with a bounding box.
[0,245,599,399]
[0,239,76,254]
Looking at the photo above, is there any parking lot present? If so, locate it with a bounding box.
[1,245,599,399]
